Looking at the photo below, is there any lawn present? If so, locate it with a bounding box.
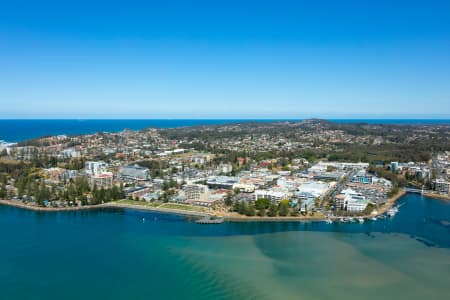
[116,199,161,207]
[159,203,209,212]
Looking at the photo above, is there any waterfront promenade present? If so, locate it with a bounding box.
[0,189,408,222]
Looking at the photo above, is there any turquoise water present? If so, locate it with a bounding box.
[1,119,449,142]
[1,193,450,299]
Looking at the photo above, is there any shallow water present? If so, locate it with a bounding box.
[0,193,449,299]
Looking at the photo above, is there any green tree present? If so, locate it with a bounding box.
[0,184,7,198]
[232,200,240,212]
[238,201,248,215]
[267,203,278,217]
[257,207,266,217]
[224,192,233,206]
[278,199,290,217]
[255,198,271,210]
[246,203,256,216]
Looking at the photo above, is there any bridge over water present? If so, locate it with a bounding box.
[405,187,431,194]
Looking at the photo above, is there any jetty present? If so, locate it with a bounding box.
[195,216,225,224]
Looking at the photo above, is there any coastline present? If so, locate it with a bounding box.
[0,199,106,212]
[219,190,407,222]
[371,189,407,216]
[1,189,407,222]
[103,202,211,217]
[422,192,450,202]
[0,199,211,217]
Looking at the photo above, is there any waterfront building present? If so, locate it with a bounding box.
[335,188,369,212]
[90,172,113,188]
[188,192,224,207]
[433,179,450,194]
[143,192,160,202]
[119,164,150,181]
[183,184,209,201]
[254,189,289,203]
[296,181,333,199]
[125,186,152,198]
[296,192,316,212]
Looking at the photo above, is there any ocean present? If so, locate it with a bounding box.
[0,193,449,299]
[1,119,450,142]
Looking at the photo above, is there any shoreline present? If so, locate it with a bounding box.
[422,192,450,201]
[0,200,107,212]
[103,202,211,217]
[0,199,211,217]
[370,189,407,216]
[220,190,407,222]
[1,189,408,222]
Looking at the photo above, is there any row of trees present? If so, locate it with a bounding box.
[12,170,124,206]
[90,184,124,205]
[230,198,300,217]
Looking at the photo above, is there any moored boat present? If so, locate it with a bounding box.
[387,207,399,217]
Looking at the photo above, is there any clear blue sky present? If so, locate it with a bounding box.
[1,0,450,119]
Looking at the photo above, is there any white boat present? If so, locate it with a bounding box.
[325,219,333,224]
[348,217,355,222]
[370,217,377,221]
[358,217,364,224]
[387,207,399,217]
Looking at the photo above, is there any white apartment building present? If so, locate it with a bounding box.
[433,179,450,194]
[254,189,289,203]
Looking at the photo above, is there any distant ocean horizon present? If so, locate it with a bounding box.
[1,118,450,142]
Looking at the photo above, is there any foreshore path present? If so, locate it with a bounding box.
[0,189,411,222]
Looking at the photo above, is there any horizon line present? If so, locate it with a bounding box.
[1,117,450,120]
